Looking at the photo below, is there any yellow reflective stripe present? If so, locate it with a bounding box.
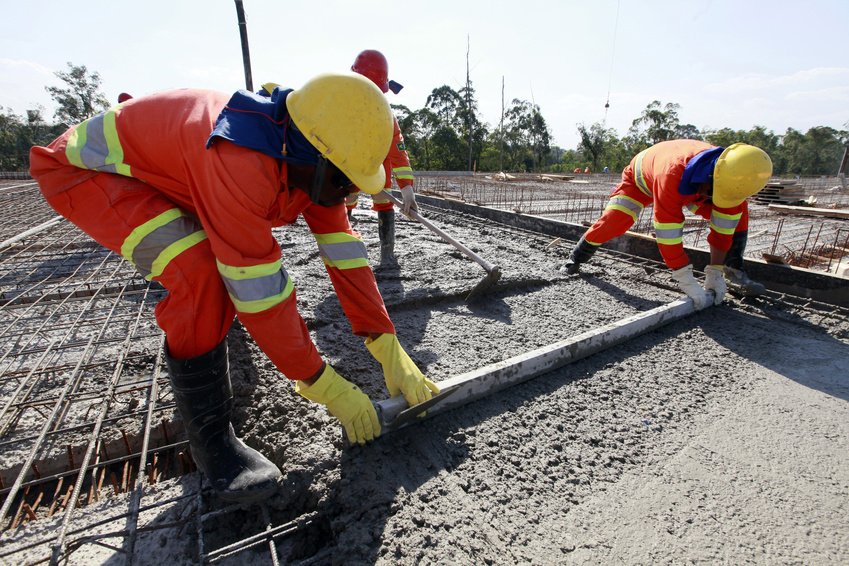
[608,204,638,222]
[230,276,294,314]
[147,231,208,280]
[709,209,742,235]
[322,256,370,269]
[314,231,370,270]
[654,221,684,245]
[216,259,282,280]
[634,150,652,196]
[394,166,414,180]
[103,109,131,176]
[314,232,356,245]
[65,124,87,169]
[121,208,185,262]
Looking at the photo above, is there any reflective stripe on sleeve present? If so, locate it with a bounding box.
[633,149,652,197]
[653,221,684,245]
[65,108,132,176]
[120,209,207,280]
[605,195,645,222]
[216,260,294,314]
[314,232,369,269]
[709,209,742,235]
[393,166,414,181]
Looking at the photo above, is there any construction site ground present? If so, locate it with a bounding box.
[1,178,848,565]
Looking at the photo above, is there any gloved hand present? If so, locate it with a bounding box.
[399,186,417,216]
[670,265,710,309]
[295,364,380,445]
[703,264,727,305]
[365,333,440,407]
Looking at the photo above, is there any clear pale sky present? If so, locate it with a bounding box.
[2,0,847,150]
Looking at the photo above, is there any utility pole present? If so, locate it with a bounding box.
[466,35,474,172]
[234,0,253,91]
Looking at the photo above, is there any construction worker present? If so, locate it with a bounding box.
[29,73,439,504]
[348,49,417,267]
[563,139,772,305]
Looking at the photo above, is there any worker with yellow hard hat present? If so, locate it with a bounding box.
[29,72,438,503]
[563,139,773,306]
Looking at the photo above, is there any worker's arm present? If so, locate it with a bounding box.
[195,141,325,380]
[301,201,395,336]
[387,117,417,214]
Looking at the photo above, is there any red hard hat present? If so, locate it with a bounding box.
[118,92,133,103]
[352,50,390,93]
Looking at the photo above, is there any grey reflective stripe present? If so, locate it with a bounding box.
[221,269,290,302]
[132,215,204,278]
[609,196,643,214]
[318,239,368,263]
[78,114,110,170]
[654,226,684,239]
[710,213,739,231]
[633,150,651,196]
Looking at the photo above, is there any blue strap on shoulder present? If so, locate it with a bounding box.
[678,146,723,195]
[206,86,319,165]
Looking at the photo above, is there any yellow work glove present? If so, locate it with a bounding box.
[365,334,440,407]
[295,364,380,445]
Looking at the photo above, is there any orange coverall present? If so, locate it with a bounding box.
[584,139,748,270]
[29,89,394,380]
[345,116,413,212]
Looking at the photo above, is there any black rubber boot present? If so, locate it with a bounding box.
[165,340,281,503]
[378,209,398,267]
[724,231,766,296]
[562,237,598,274]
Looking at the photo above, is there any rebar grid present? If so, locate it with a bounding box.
[2,178,846,565]
[415,174,849,274]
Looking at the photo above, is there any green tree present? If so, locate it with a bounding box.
[628,100,683,147]
[45,62,109,127]
[502,99,551,172]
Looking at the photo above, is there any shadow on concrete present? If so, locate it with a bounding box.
[700,306,849,403]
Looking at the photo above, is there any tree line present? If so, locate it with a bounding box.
[2,63,847,176]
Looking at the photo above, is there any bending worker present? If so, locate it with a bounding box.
[29,73,439,503]
[563,139,772,306]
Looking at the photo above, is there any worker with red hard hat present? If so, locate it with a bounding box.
[348,49,417,268]
[29,73,438,504]
[563,139,773,305]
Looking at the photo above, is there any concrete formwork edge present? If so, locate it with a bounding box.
[410,193,849,308]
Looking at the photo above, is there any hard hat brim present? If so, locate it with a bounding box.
[350,164,387,195]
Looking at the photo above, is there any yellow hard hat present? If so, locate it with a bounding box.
[286,73,392,195]
[712,143,773,208]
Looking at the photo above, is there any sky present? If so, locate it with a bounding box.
[1,0,847,150]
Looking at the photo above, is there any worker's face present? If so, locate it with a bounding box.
[697,181,713,200]
[311,158,357,207]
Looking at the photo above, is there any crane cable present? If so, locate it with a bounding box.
[603,0,621,124]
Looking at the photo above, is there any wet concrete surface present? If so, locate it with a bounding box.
[3,199,848,564]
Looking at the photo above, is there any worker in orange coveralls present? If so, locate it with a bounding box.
[29,73,439,504]
[348,49,417,268]
[563,139,772,306]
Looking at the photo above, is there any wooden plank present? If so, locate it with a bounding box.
[768,204,849,220]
